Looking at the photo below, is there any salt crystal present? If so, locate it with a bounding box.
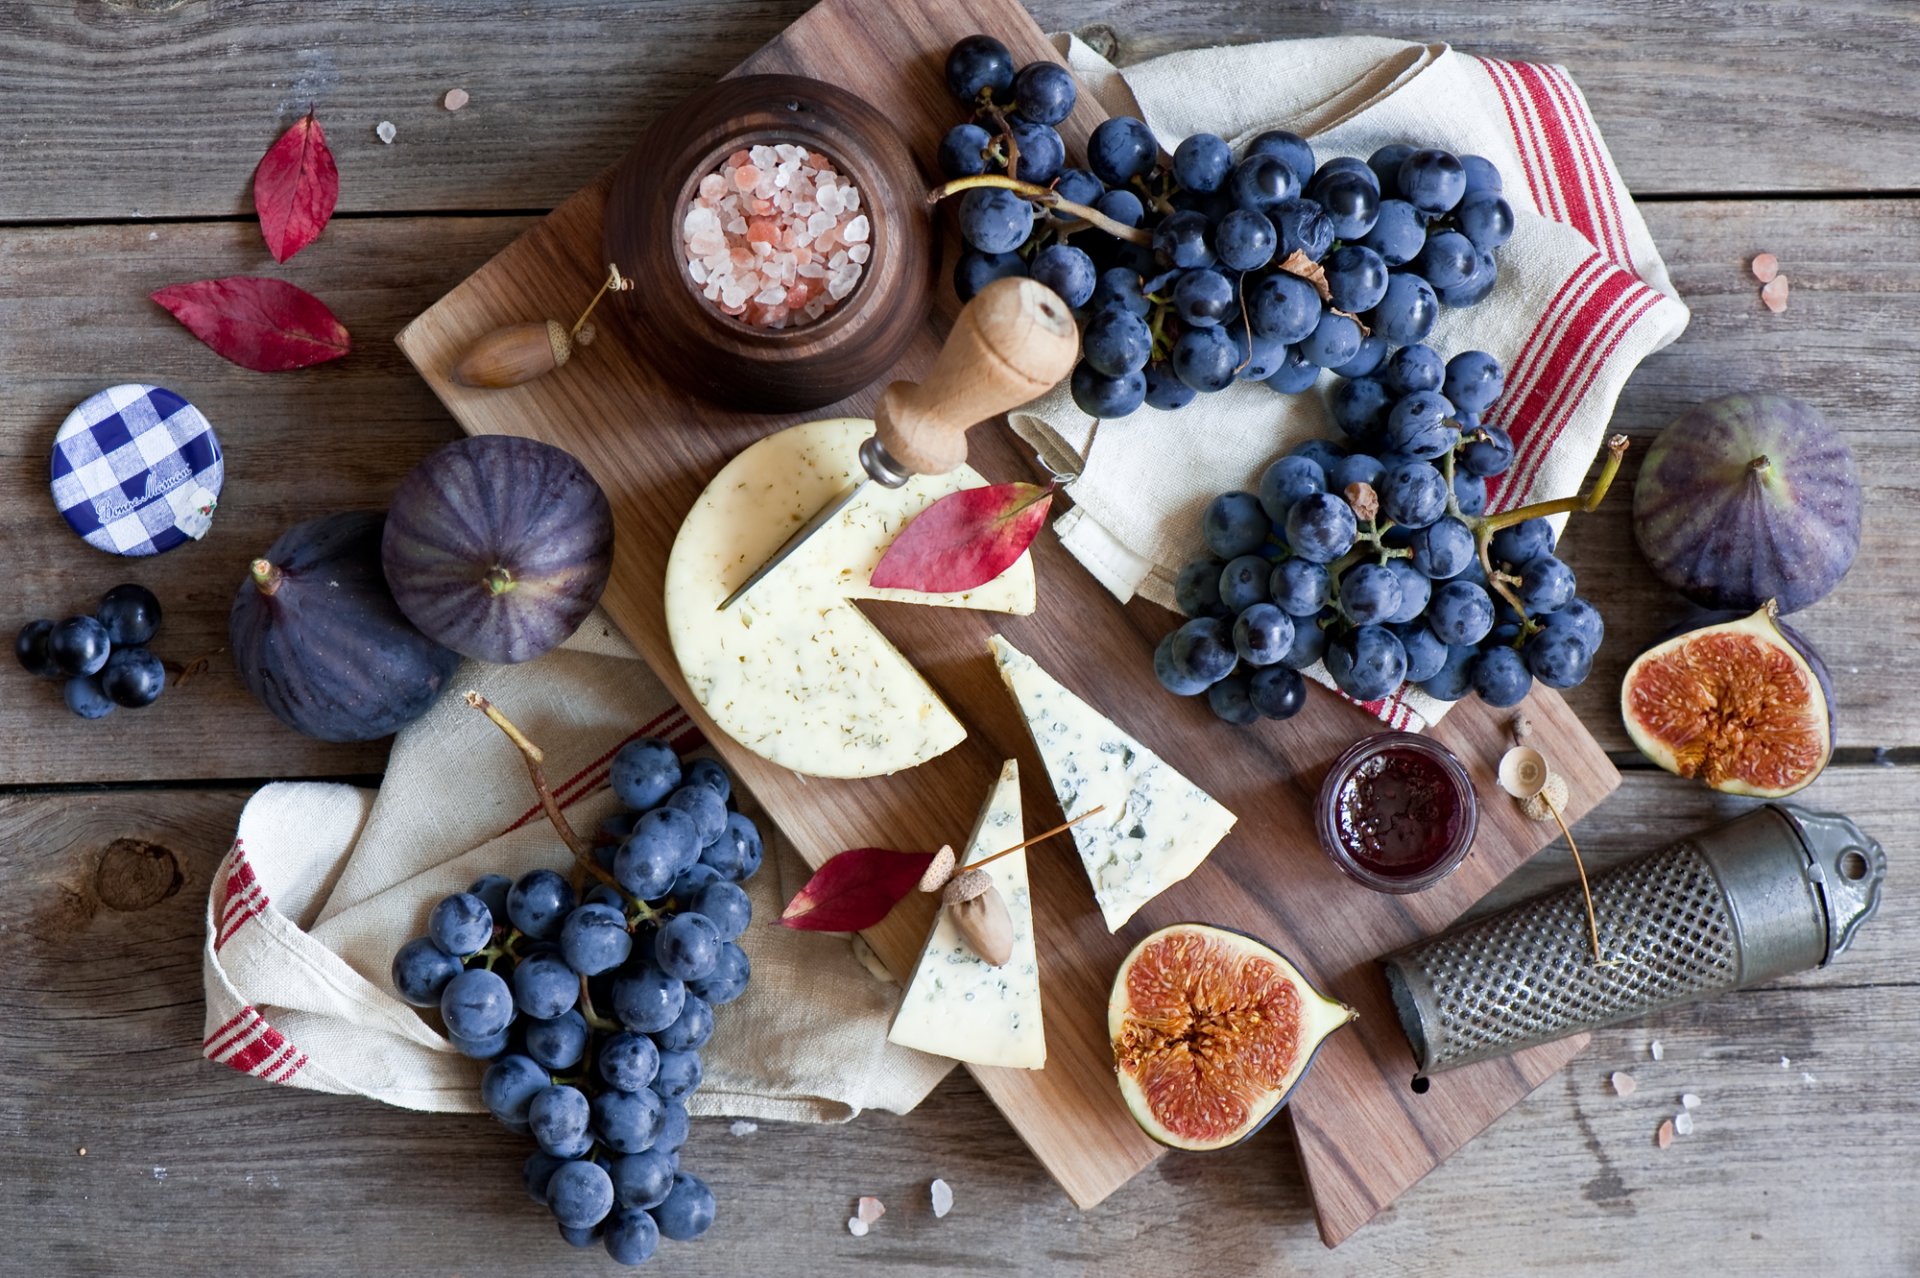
[844,186,861,211]
[750,144,776,168]
[1655,1119,1674,1149]
[1681,1093,1700,1110]
[847,1217,869,1237]
[856,1196,885,1223]
[828,267,858,300]
[829,249,849,271]
[1610,1071,1637,1097]
[375,120,396,144]
[798,260,827,279]
[733,164,760,191]
[843,214,870,244]
[725,216,748,235]
[443,88,469,111]
[700,173,728,202]
[1761,275,1790,313]
[818,184,844,215]
[807,210,836,240]
[1673,1110,1695,1137]
[1650,1040,1664,1062]
[1802,1071,1817,1085]
[755,284,787,305]
[930,1178,953,1218]
[689,260,709,284]
[729,1120,758,1137]
[1780,1056,1792,1069]
[848,243,871,264]
[1751,252,1780,283]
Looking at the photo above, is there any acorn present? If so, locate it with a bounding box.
[449,264,630,389]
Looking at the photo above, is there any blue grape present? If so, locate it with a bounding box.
[945,34,1014,101]
[1324,245,1389,313]
[1031,243,1096,307]
[703,810,762,881]
[1071,363,1148,416]
[1384,559,1431,624]
[1088,115,1158,184]
[1092,267,1148,316]
[1371,273,1438,344]
[1171,185,1233,220]
[1174,268,1235,328]
[1524,627,1594,689]
[1398,148,1467,213]
[1284,492,1358,562]
[1472,645,1533,707]
[670,862,722,902]
[666,785,727,847]
[1218,555,1271,613]
[1264,345,1322,394]
[652,1049,704,1102]
[1174,556,1228,616]
[611,964,685,1034]
[956,186,1033,254]
[1173,131,1233,193]
[1207,672,1259,725]
[1325,625,1408,700]
[1309,170,1379,238]
[1543,597,1605,651]
[653,1173,716,1241]
[1269,558,1332,617]
[599,1031,661,1093]
[611,739,680,811]
[1456,190,1514,251]
[1329,452,1386,495]
[1391,620,1450,683]
[1155,632,1212,695]
[682,757,730,801]
[1083,308,1152,376]
[1169,616,1238,684]
[605,1207,660,1267]
[1444,350,1506,415]
[1460,153,1503,194]
[1438,251,1499,307]
[513,953,580,1020]
[1417,642,1480,700]
[1249,664,1308,718]
[525,1009,589,1071]
[1367,143,1417,193]
[525,1150,567,1205]
[691,880,750,942]
[1054,167,1104,206]
[1428,580,1495,645]
[1233,603,1295,666]
[482,1053,548,1125]
[1516,555,1577,614]
[1337,562,1402,626]
[561,902,633,976]
[1409,517,1475,579]
[1271,198,1334,262]
[547,1158,615,1230]
[611,1148,677,1211]
[1203,490,1270,557]
[449,1026,510,1060]
[507,869,576,941]
[954,249,1027,301]
[1144,361,1198,410]
[441,967,514,1040]
[688,941,750,1006]
[1248,130,1315,184]
[1311,155,1378,193]
[1257,456,1326,522]
[1229,153,1299,213]
[1007,119,1063,181]
[593,1086,665,1154]
[468,873,513,923]
[1289,438,1348,473]
[1379,461,1449,528]
[1414,230,1478,290]
[48,616,110,678]
[938,123,992,178]
[1153,209,1214,269]
[1491,517,1555,568]
[530,1084,593,1158]
[1453,471,1488,516]
[1011,60,1076,125]
[1358,198,1425,265]
[391,936,464,1006]
[1093,187,1145,227]
[95,584,160,647]
[655,912,722,982]
[656,993,716,1054]
[1172,324,1238,392]
[1226,322,1287,381]
[1215,209,1277,271]
[617,826,687,900]
[1383,344,1445,397]
[655,1101,691,1155]
[1282,610,1333,669]
[64,675,114,719]
[1299,311,1363,369]
[1329,377,1391,444]
[1245,271,1321,344]
[98,647,164,708]
[1333,334,1390,378]
[1386,390,1459,460]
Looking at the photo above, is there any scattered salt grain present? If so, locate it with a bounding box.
[1681,1093,1700,1110]
[930,1178,954,1219]
[1649,1040,1664,1062]
[1751,252,1779,283]
[856,1196,885,1224]
[729,1120,758,1137]
[1673,1110,1695,1137]
[1655,1119,1674,1149]
[1761,275,1790,313]
[77,1147,86,1157]
[443,88,469,111]
[1780,1055,1792,1069]
[847,1216,869,1237]
[1802,1071,1817,1085]
[152,1166,168,1181]
[375,120,397,145]
[1610,1071,1638,1097]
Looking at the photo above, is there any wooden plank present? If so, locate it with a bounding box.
[3,766,1910,1274]
[6,2,1920,223]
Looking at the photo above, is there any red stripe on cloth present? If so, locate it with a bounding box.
[1535,63,1633,271]
[217,893,271,951]
[275,1053,310,1082]
[499,705,693,836]
[225,1025,288,1074]
[1482,58,1566,223]
[1489,255,1607,433]
[1475,58,1550,215]
[203,1007,258,1055]
[208,1018,265,1063]
[254,1042,299,1080]
[220,880,261,926]
[1507,61,1603,255]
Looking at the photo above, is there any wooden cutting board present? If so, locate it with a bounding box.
[397,0,1613,1246]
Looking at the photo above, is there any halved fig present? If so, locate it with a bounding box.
[1622,600,1833,797]
[1108,923,1356,1151]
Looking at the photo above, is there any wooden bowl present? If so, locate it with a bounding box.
[604,74,935,414]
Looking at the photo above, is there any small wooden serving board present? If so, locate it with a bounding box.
[398,0,1612,1246]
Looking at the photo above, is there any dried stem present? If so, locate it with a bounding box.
[966,806,1106,874]
[926,174,1153,246]
[1473,433,1632,622]
[465,690,615,889]
[568,263,633,340]
[1543,795,1613,966]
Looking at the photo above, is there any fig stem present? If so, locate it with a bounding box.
[485,566,516,595]
[464,690,613,888]
[965,806,1106,874]
[250,559,283,597]
[925,174,1154,246]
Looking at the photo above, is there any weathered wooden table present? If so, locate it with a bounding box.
[3,3,1913,1273]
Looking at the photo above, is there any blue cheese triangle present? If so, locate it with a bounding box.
[887,759,1045,1070]
[989,635,1236,931]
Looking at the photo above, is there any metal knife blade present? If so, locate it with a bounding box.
[717,476,869,611]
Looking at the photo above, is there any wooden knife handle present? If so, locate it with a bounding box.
[871,276,1079,477]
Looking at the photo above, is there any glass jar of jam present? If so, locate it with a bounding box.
[1315,733,1478,893]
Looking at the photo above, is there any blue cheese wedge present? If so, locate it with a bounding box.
[989,635,1236,931]
[664,419,1035,779]
[887,759,1044,1070]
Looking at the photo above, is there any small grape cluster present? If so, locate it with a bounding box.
[390,737,762,1266]
[14,584,167,718]
[1158,347,1613,718]
[933,35,1515,418]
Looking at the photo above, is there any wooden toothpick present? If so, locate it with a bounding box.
[964,806,1105,873]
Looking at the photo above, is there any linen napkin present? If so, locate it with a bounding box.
[200,611,952,1121]
[1014,35,1691,731]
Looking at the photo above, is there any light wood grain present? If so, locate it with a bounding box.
[3,768,1909,1276]
[4,2,1919,223]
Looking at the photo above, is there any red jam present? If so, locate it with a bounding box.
[1315,733,1477,893]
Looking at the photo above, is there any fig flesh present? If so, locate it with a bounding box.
[1622,601,1832,797]
[1632,393,1860,615]
[1108,923,1355,1151]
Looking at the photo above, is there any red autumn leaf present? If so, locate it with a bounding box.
[151,277,351,371]
[869,481,1054,593]
[779,847,935,932]
[253,111,339,263]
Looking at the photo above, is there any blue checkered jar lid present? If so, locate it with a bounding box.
[51,384,223,557]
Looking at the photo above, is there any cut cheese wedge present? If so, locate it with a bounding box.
[665,419,1035,778]
[989,634,1236,931]
[887,759,1045,1070]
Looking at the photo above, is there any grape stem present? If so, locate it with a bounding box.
[465,690,616,891]
[926,174,1153,246]
[1468,433,1631,623]
[976,101,1023,181]
[578,974,621,1034]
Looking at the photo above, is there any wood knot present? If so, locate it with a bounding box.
[93,839,185,912]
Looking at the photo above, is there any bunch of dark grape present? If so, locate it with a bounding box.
[15,583,167,718]
[390,737,761,1265]
[935,34,1516,417]
[1157,346,1621,719]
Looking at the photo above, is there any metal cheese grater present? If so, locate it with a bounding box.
[1382,804,1887,1075]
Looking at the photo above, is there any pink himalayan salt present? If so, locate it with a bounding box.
[679,142,868,329]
